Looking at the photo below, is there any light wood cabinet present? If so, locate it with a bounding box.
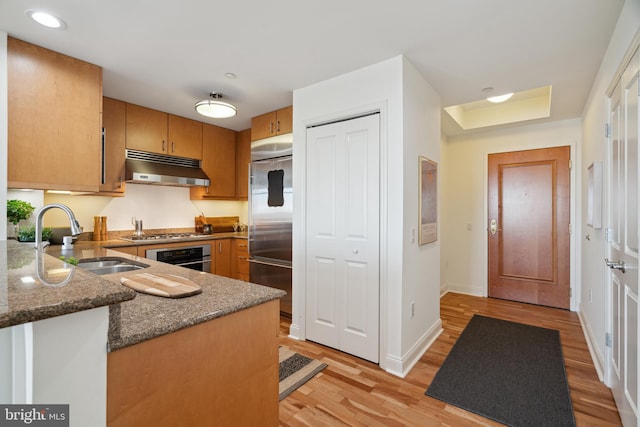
[109,245,137,256]
[107,299,280,426]
[126,104,202,159]
[213,239,232,277]
[251,106,292,141]
[7,37,103,191]
[168,114,203,159]
[235,129,251,199]
[190,124,236,200]
[100,97,126,194]
[232,239,250,281]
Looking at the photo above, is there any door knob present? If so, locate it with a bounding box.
[605,258,626,273]
[490,219,499,235]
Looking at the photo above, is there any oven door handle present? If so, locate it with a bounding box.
[247,258,292,269]
[174,258,211,267]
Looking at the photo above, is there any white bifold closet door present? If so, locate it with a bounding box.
[305,113,380,363]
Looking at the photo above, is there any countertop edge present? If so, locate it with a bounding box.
[107,292,284,352]
[0,289,136,329]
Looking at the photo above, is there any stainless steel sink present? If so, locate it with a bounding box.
[77,257,149,275]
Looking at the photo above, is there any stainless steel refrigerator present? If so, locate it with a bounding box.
[248,135,292,316]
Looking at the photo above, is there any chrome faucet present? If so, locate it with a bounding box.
[34,203,82,249]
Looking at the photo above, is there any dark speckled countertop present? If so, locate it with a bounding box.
[1,240,136,328]
[44,236,284,352]
[3,236,285,352]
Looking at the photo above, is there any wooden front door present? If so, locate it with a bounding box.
[488,146,571,309]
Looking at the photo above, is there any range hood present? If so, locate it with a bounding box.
[125,149,210,187]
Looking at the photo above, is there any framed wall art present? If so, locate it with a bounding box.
[419,156,438,245]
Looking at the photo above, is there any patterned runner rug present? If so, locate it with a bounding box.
[279,346,327,400]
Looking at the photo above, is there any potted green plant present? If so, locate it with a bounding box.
[17,224,53,242]
[7,199,35,238]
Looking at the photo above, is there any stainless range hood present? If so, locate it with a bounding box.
[125,149,210,187]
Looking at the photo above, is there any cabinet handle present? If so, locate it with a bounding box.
[269,122,274,134]
[238,256,247,260]
[162,140,166,151]
[219,242,222,253]
[172,142,175,153]
[118,176,123,189]
[276,120,280,133]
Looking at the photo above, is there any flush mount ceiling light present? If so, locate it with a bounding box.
[486,93,514,103]
[195,92,237,118]
[25,9,66,29]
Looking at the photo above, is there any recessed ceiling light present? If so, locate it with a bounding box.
[486,93,514,103]
[25,10,66,29]
[224,73,237,79]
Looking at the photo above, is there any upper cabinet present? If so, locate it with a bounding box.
[250,106,292,141]
[126,104,203,159]
[101,97,126,194]
[235,129,251,199]
[190,124,237,199]
[168,114,203,159]
[7,37,103,191]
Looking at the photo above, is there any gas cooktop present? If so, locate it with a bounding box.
[119,232,207,242]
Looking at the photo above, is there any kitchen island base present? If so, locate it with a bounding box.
[107,299,279,426]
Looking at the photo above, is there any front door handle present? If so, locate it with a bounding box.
[605,258,626,273]
[490,219,501,235]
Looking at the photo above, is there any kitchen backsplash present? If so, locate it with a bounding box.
[7,185,247,235]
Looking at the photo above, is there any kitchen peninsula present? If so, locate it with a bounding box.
[1,239,284,427]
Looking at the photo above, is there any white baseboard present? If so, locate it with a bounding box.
[384,318,443,378]
[577,309,606,383]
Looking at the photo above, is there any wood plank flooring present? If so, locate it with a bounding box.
[278,292,622,426]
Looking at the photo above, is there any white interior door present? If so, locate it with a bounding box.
[607,46,639,427]
[305,113,380,363]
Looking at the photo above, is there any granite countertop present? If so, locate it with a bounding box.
[0,240,136,328]
[42,240,285,352]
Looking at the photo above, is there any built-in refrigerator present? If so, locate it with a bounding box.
[248,135,292,316]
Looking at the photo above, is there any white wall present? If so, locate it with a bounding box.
[579,0,640,378]
[5,186,246,237]
[440,119,581,298]
[292,55,441,376]
[400,58,442,366]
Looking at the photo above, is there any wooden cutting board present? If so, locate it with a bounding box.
[120,273,202,298]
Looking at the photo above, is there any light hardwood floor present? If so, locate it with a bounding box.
[278,292,622,426]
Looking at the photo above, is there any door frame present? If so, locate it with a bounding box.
[481,143,578,311]
[289,100,390,370]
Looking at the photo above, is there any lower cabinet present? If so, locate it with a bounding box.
[107,300,279,426]
[109,246,138,256]
[233,239,250,281]
[213,239,232,277]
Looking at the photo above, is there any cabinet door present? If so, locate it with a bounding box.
[101,97,126,193]
[275,106,293,135]
[214,239,232,277]
[8,37,102,192]
[125,103,168,154]
[251,111,276,141]
[233,239,250,281]
[168,115,203,159]
[191,124,236,199]
[235,129,251,199]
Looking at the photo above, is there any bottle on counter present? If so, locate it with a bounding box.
[93,216,102,241]
[101,216,108,240]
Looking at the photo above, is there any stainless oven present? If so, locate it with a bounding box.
[146,244,211,272]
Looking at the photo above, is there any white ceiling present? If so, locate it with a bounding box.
[0,0,624,136]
